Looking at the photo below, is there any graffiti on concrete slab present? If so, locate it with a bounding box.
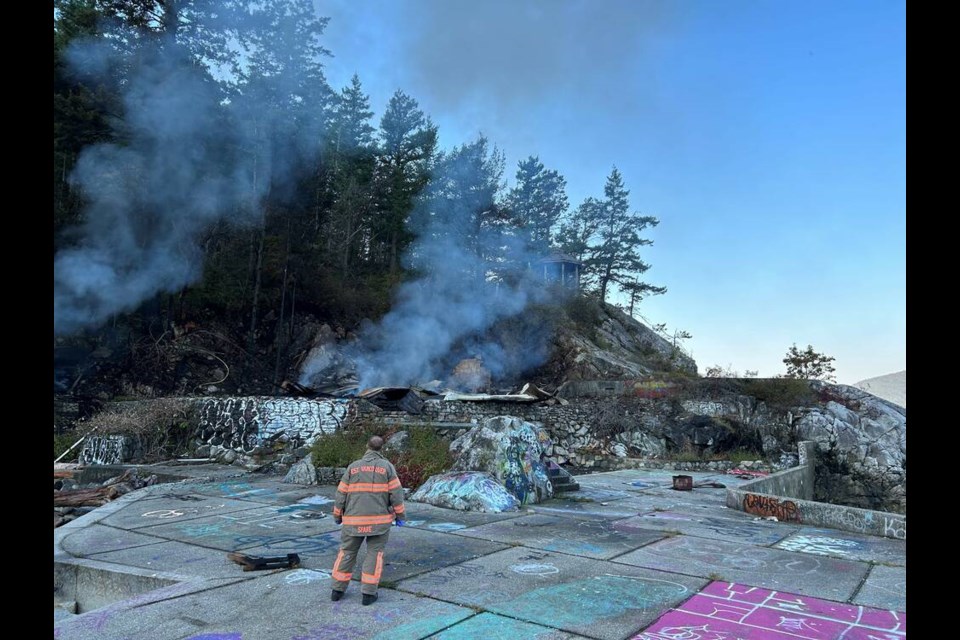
[232,534,339,554]
[427,522,466,532]
[510,563,559,576]
[141,503,225,519]
[742,494,802,523]
[413,562,489,588]
[646,536,829,575]
[776,535,861,558]
[498,574,690,629]
[78,435,127,465]
[186,635,242,640]
[634,581,906,639]
[197,397,349,453]
[177,523,227,538]
[292,623,368,640]
[284,569,330,585]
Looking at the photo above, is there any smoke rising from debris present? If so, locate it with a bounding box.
[301,146,564,390]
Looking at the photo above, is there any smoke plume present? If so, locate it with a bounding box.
[54,4,329,335]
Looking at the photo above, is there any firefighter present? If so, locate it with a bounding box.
[330,435,405,605]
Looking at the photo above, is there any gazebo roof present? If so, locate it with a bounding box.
[536,253,582,266]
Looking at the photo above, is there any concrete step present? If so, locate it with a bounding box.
[551,481,580,493]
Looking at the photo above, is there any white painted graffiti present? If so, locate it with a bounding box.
[257,399,348,445]
[198,397,350,452]
[510,563,560,576]
[883,517,906,540]
[777,535,861,557]
[284,569,331,585]
[141,504,225,519]
[427,522,466,532]
[78,435,126,465]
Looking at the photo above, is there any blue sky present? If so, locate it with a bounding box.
[314,0,905,384]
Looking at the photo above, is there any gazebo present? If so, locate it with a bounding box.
[534,253,582,289]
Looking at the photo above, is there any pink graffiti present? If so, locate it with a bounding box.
[634,582,905,639]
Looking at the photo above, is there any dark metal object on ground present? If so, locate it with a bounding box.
[227,552,301,571]
[672,475,693,491]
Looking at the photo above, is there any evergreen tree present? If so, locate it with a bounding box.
[374,90,438,273]
[505,156,568,254]
[590,167,662,304]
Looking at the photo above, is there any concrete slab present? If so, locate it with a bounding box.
[97,495,263,530]
[177,479,338,506]
[633,580,906,639]
[60,524,166,558]
[775,528,907,565]
[853,564,907,611]
[400,501,530,532]
[397,547,707,640]
[454,513,665,560]
[612,536,869,602]
[613,511,798,545]
[528,497,645,521]
[55,570,475,640]
[135,503,342,551]
[89,539,282,579]
[242,526,509,586]
[428,612,583,639]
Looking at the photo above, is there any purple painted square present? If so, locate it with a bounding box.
[636,582,907,640]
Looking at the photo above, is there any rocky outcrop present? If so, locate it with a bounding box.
[554,303,697,380]
[282,457,317,485]
[410,471,520,512]
[449,416,553,504]
[854,370,906,408]
[797,382,906,513]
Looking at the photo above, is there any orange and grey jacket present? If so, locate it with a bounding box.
[333,449,405,536]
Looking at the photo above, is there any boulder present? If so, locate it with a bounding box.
[449,416,553,505]
[383,431,410,455]
[283,457,318,485]
[410,471,520,512]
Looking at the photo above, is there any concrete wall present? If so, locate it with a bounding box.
[726,442,906,540]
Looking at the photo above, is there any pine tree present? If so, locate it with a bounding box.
[590,167,662,304]
[505,156,568,254]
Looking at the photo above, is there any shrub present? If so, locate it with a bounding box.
[82,399,197,462]
[311,430,369,468]
[389,426,454,491]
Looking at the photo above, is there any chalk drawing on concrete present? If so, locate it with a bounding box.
[285,569,331,585]
[633,581,906,640]
[297,495,333,506]
[776,535,861,558]
[427,522,467,532]
[510,563,559,576]
[498,574,690,629]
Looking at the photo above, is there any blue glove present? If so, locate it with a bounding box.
[394,519,405,527]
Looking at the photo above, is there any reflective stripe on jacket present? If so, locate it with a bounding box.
[334,449,405,536]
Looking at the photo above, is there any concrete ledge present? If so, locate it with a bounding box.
[726,442,906,540]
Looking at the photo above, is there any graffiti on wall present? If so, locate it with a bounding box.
[742,493,802,523]
[634,581,905,639]
[78,435,127,465]
[197,397,349,453]
[630,380,678,399]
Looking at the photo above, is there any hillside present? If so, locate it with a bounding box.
[854,370,906,407]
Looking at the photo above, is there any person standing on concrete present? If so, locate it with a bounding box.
[330,435,406,605]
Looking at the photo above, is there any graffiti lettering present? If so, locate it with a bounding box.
[742,494,802,523]
[883,517,906,540]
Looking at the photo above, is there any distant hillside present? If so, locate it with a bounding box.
[854,370,906,407]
